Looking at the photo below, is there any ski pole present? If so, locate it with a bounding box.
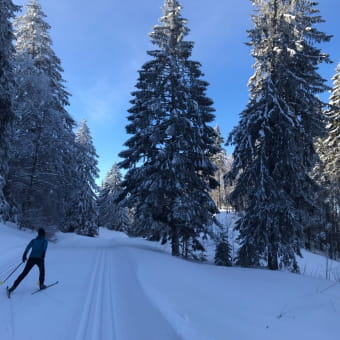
[0,262,23,285]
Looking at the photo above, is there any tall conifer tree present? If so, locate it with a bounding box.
[8,54,51,225]
[8,0,77,228]
[119,0,218,257]
[66,120,99,236]
[227,0,331,270]
[14,0,71,117]
[323,63,340,224]
[314,63,340,256]
[0,0,18,222]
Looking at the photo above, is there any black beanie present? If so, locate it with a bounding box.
[38,228,46,237]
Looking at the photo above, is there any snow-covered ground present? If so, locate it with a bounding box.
[1,221,340,340]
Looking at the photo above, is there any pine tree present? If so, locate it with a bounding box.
[66,120,99,236]
[98,163,130,232]
[0,0,18,222]
[214,231,232,267]
[227,0,331,271]
[119,0,219,257]
[8,0,77,229]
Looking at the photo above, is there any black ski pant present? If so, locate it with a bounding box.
[12,257,45,290]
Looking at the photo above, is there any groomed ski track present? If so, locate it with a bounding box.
[73,246,182,340]
[1,233,184,340]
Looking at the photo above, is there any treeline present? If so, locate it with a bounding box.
[0,0,339,270]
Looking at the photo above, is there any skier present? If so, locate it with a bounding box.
[7,228,48,295]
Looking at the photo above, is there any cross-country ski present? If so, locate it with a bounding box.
[31,281,59,295]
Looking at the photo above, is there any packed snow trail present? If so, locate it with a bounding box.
[1,225,340,340]
[72,246,182,340]
[1,232,184,340]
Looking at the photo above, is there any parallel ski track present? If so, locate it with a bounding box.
[74,249,117,340]
[74,245,183,340]
[8,293,15,340]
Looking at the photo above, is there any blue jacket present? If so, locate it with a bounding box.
[24,236,48,259]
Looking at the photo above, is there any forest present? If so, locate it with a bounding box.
[0,0,339,272]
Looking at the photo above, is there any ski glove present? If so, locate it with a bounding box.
[22,254,27,263]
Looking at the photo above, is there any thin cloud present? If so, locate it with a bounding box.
[71,78,132,125]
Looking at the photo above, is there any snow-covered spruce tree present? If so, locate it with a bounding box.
[0,0,18,222]
[8,53,53,227]
[14,0,71,115]
[314,63,340,257]
[98,163,130,232]
[9,0,77,228]
[119,0,219,257]
[214,231,232,267]
[66,120,99,237]
[226,0,331,271]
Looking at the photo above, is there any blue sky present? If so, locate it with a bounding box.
[15,0,340,183]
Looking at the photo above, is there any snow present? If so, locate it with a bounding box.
[1,221,340,340]
[287,47,297,56]
[299,249,340,282]
[283,14,296,23]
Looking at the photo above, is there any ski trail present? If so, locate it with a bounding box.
[109,246,183,340]
[73,246,182,340]
[0,284,16,340]
[74,249,116,340]
[6,296,15,340]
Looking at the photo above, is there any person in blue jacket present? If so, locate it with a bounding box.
[8,228,48,293]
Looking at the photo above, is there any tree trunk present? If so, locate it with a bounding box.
[171,223,180,256]
[268,245,278,270]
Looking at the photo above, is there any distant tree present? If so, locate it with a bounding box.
[210,126,233,210]
[214,231,232,267]
[0,0,19,222]
[118,0,219,257]
[8,0,77,229]
[227,0,331,271]
[66,120,99,236]
[98,163,130,232]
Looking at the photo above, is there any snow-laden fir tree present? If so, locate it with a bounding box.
[0,0,18,222]
[8,0,77,228]
[323,63,340,221]
[214,231,232,267]
[227,0,331,271]
[98,163,130,232]
[314,62,340,257]
[66,120,99,236]
[14,0,71,116]
[119,0,219,257]
[8,54,51,227]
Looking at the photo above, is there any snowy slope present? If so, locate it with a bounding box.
[1,222,340,340]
